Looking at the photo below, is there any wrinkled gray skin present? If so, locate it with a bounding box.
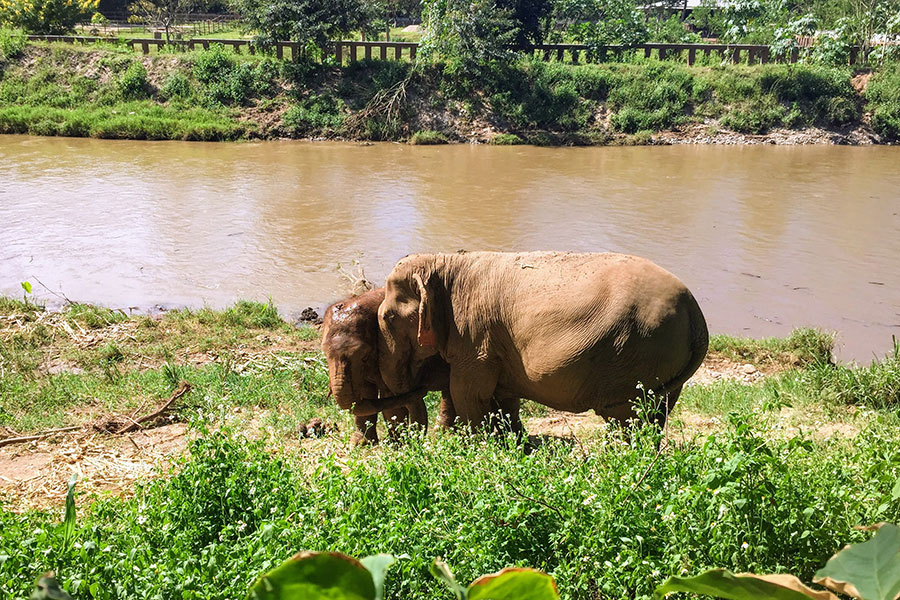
[322,288,456,444]
[377,252,709,431]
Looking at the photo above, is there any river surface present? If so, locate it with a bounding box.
[1,135,899,362]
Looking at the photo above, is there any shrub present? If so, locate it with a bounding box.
[118,60,149,100]
[0,26,26,61]
[282,94,345,136]
[159,71,193,101]
[491,132,524,144]
[192,47,277,106]
[409,129,449,144]
[866,64,900,139]
[608,63,695,133]
[0,0,98,34]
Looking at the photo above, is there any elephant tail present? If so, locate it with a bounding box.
[655,291,709,402]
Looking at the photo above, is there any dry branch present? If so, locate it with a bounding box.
[115,380,192,434]
[0,426,81,448]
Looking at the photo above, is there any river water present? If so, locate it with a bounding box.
[1,135,898,362]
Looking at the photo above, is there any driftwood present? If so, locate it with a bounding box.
[0,426,81,448]
[114,380,192,434]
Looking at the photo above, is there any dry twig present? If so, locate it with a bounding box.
[0,426,81,448]
[115,380,192,434]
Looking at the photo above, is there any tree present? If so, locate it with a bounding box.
[419,0,519,67]
[495,0,554,46]
[128,0,204,44]
[0,0,99,34]
[229,0,373,55]
[555,0,649,46]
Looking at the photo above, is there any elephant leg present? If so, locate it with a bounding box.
[436,391,457,429]
[353,414,380,446]
[405,398,428,431]
[491,393,523,436]
[449,364,498,431]
[382,405,411,442]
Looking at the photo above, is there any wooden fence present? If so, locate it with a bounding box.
[25,36,869,65]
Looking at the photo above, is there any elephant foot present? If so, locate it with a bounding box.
[351,431,378,447]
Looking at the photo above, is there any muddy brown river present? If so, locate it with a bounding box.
[1,135,898,362]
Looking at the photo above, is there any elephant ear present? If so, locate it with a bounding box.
[413,273,436,348]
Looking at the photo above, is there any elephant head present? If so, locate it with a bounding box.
[377,256,445,395]
[321,289,386,412]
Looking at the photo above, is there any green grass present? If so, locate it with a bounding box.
[2,299,900,598]
[1,41,886,144]
[409,129,450,144]
[866,63,900,140]
[708,328,835,367]
[1,419,898,599]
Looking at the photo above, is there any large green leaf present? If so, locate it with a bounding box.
[247,551,376,600]
[359,554,396,600]
[30,573,72,600]
[430,559,467,600]
[654,569,838,600]
[814,523,900,600]
[467,567,560,600]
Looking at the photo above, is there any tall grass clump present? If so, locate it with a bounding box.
[866,63,900,139]
[709,328,834,366]
[704,64,856,133]
[801,338,900,409]
[608,62,699,133]
[0,27,26,62]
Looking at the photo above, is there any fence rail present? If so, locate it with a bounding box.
[24,36,870,65]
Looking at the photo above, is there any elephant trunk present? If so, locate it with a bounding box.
[330,365,358,411]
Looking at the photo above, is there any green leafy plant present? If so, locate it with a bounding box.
[248,551,397,600]
[0,0,99,34]
[655,523,900,600]
[431,559,559,600]
[0,26,27,62]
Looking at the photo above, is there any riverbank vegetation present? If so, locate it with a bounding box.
[1,297,899,599]
[1,39,899,143]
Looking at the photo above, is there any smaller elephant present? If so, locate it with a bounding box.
[322,288,452,445]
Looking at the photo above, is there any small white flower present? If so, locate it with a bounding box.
[741,541,750,550]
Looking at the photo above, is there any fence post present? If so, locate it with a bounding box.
[364,44,371,60]
[394,44,402,60]
[141,41,149,54]
[380,44,387,60]
[760,46,770,64]
[644,46,652,59]
[276,42,283,60]
[409,45,416,61]
[687,47,696,65]
[659,47,668,60]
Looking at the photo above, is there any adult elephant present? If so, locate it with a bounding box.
[377,252,709,430]
[322,288,457,444]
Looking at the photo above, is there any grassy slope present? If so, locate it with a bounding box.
[1,39,899,143]
[1,298,899,599]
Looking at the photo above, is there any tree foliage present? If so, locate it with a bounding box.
[0,0,98,34]
[229,0,377,53]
